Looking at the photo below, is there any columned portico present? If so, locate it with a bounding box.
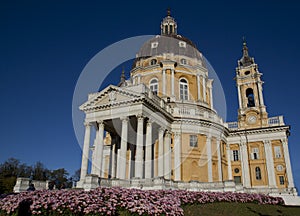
[135,115,144,178]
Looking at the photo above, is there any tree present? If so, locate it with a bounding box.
[32,162,49,181]
[72,169,81,182]
[49,168,70,189]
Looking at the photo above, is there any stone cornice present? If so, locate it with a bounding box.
[228,125,290,137]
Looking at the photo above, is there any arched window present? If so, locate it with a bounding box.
[246,88,255,107]
[150,59,157,65]
[149,78,158,95]
[170,25,173,34]
[179,78,188,100]
[180,58,187,65]
[255,167,262,180]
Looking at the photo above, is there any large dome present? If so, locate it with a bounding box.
[137,35,204,61]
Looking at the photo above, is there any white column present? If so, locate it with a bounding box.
[257,82,265,106]
[171,69,175,98]
[206,135,213,182]
[237,85,242,109]
[91,136,98,175]
[135,115,144,178]
[174,132,181,181]
[91,121,104,177]
[263,140,276,187]
[202,76,206,102]
[162,69,166,95]
[209,81,213,109]
[164,131,171,179]
[240,142,251,187]
[80,122,91,180]
[145,120,152,179]
[226,145,233,180]
[158,128,165,177]
[111,143,116,178]
[118,117,128,179]
[197,74,201,101]
[137,74,141,84]
[281,138,295,188]
[217,139,223,182]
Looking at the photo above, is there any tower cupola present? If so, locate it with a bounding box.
[238,38,255,67]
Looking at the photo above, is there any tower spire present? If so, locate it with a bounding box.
[167,7,171,17]
[238,37,254,67]
[118,66,126,87]
[242,36,249,58]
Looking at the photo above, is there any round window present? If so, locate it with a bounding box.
[244,71,250,75]
[277,165,283,171]
[234,168,239,173]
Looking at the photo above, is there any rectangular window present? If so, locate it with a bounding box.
[279,176,285,185]
[190,135,198,147]
[232,150,239,161]
[251,147,259,160]
[274,146,282,158]
[234,176,241,184]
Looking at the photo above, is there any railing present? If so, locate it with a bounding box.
[227,122,238,129]
[268,116,284,126]
[226,116,285,130]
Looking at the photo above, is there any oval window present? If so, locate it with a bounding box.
[245,71,250,75]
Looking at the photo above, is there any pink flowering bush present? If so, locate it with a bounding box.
[0,187,284,215]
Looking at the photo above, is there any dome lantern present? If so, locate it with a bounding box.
[161,8,177,36]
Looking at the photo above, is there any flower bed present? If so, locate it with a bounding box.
[0,187,284,215]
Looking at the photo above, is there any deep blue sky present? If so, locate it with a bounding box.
[1,1,299,188]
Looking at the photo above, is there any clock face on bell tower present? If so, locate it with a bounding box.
[235,40,268,129]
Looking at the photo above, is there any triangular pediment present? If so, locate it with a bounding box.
[80,85,142,111]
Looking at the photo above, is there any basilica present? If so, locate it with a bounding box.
[77,10,298,202]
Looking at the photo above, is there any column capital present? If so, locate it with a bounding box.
[174,132,181,138]
[281,138,287,145]
[136,114,144,121]
[97,120,104,127]
[146,119,153,127]
[159,127,165,133]
[206,134,212,139]
[263,140,271,145]
[240,141,247,147]
[165,130,172,137]
[120,116,129,122]
[84,121,92,127]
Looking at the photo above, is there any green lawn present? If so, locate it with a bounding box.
[182,202,300,216]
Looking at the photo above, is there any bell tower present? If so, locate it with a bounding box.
[235,39,268,129]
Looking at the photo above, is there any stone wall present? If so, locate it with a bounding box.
[13,178,49,193]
